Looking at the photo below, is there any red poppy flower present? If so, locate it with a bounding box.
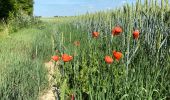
[62,54,73,62]
[112,50,122,61]
[51,55,60,62]
[133,30,140,39]
[71,94,75,100]
[74,41,80,46]
[104,56,113,64]
[92,32,99,38]
[112,26,122,36]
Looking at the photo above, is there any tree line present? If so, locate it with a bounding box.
[0,0,33,19]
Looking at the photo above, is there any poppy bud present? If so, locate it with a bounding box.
[133,30,140,39]
[51,56,60,62]
[104,56,113,64]
[92,32,99,38]
[112,26,122,36]
[113,50,122,61]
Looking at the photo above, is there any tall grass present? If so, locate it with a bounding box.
[53,0,170,99]
[0,23,54,99]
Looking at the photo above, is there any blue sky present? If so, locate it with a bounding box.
[34,0,135,16]
[33,0,168,17]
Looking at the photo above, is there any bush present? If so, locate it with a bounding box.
[7,10,41,33]
[0,0,33,19]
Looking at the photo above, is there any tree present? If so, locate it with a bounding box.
[0,0,15,19]
[0,0,33,19]
[17,0,34,15]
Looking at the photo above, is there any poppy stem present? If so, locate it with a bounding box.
[63,62,65,77]
[54,62,56,70]
[111,35,113,43]
[109,35,113,53]
[70,32,72,43]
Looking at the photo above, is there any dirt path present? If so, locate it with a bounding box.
[39,89,56,100]
[39,61,56,100]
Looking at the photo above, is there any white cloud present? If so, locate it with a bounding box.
[122,0,127,4]
[81,5,94,9]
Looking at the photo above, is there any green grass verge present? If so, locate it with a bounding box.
[0,23,54,100]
